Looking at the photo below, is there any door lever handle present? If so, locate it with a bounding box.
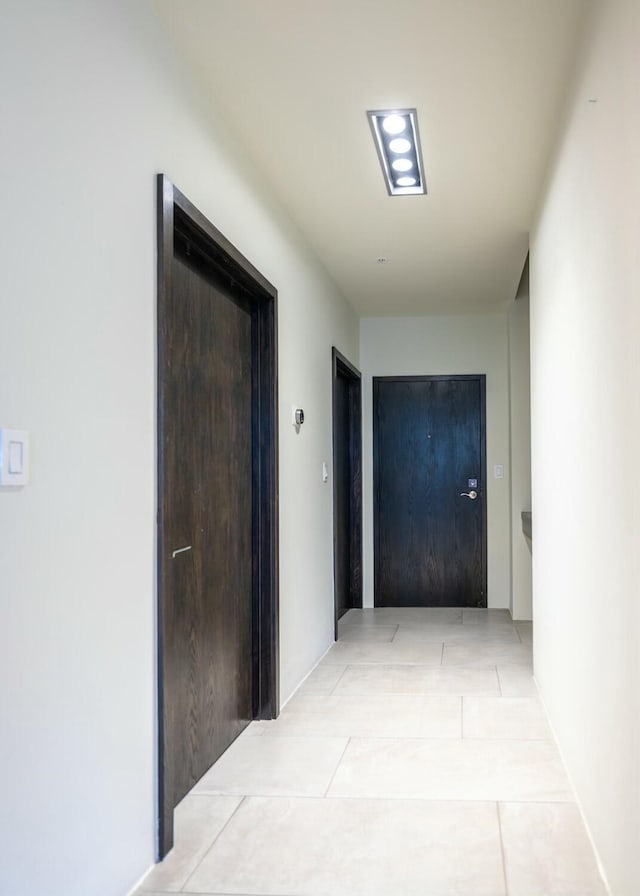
[172,545,192,558]
[459,490,478,500]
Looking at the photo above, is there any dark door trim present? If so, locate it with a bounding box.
[157,174,279,857]
[332,348,363,638]
[373,374,487,607]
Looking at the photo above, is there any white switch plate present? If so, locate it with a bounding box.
[494,464,504,479]
[0,429,29,486]
[322,462,328,483]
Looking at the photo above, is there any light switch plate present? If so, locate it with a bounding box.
[0,429,29,486]
[494,464,504,480]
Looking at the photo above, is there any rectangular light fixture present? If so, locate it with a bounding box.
[367,108,426,196]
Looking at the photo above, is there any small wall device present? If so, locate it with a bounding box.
[291,406,305,431]
[0,429,30,486]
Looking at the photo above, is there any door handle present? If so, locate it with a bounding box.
[460,490,478,500]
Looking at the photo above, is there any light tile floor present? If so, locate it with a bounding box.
[136,609,607,896]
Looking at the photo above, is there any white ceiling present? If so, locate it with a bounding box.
[153,0,588,316]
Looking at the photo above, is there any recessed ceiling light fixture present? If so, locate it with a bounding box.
[367,108,426,196]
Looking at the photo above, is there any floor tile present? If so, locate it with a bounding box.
[497,664,539,697]
[136,794,241,892]
[443,641,532,668]
[337,622,398,642]
[345,607,463,625]
[333,664,501,696]
[184,796,506,895]
[463,697,552,739]
[192,734,348,797]
[328,737,572,801]
[394,623,520,644]
[254,694,462,738]
[321,640,444,665]
[339,608,399,625]
[463,608,513,625]
[138,611,605,896]
[295,663,347,695]
[500,802,607,894]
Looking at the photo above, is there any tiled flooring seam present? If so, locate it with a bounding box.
[496,801,510,896]
[322,737,352,796]
[181,795,247,893]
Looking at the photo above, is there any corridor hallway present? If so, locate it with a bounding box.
[136,609,606,895]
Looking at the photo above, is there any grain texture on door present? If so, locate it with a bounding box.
[162,252,253,809]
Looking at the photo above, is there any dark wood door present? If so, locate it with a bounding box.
[334,372,351,619]
[157,176,279,859]
[162,253,253,809]
[332,349,362,633]
[374,375,486,607]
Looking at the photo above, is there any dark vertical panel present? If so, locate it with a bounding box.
[348,369,363,612]
[374,375,486,607]
[332,349,362,637]
[253,296,279,720]
[334,373,351,619]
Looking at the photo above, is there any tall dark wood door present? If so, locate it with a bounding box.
[332,349,362,634]
[163,253,253,808]
[374,375,486,607]
[157,176,278,859]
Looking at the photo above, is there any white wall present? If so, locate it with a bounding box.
[0,3,357,894]
[508,289,532,620]
[530,1,640,892]
[360,316,511,608]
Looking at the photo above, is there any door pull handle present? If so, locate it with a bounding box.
[459,491,478,500]
[172,545,192,558]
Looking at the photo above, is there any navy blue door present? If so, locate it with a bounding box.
[374,376,486,607]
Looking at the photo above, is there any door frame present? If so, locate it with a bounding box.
[373,374,487,607]
[156,174,279,857]
[331,348,363,638]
